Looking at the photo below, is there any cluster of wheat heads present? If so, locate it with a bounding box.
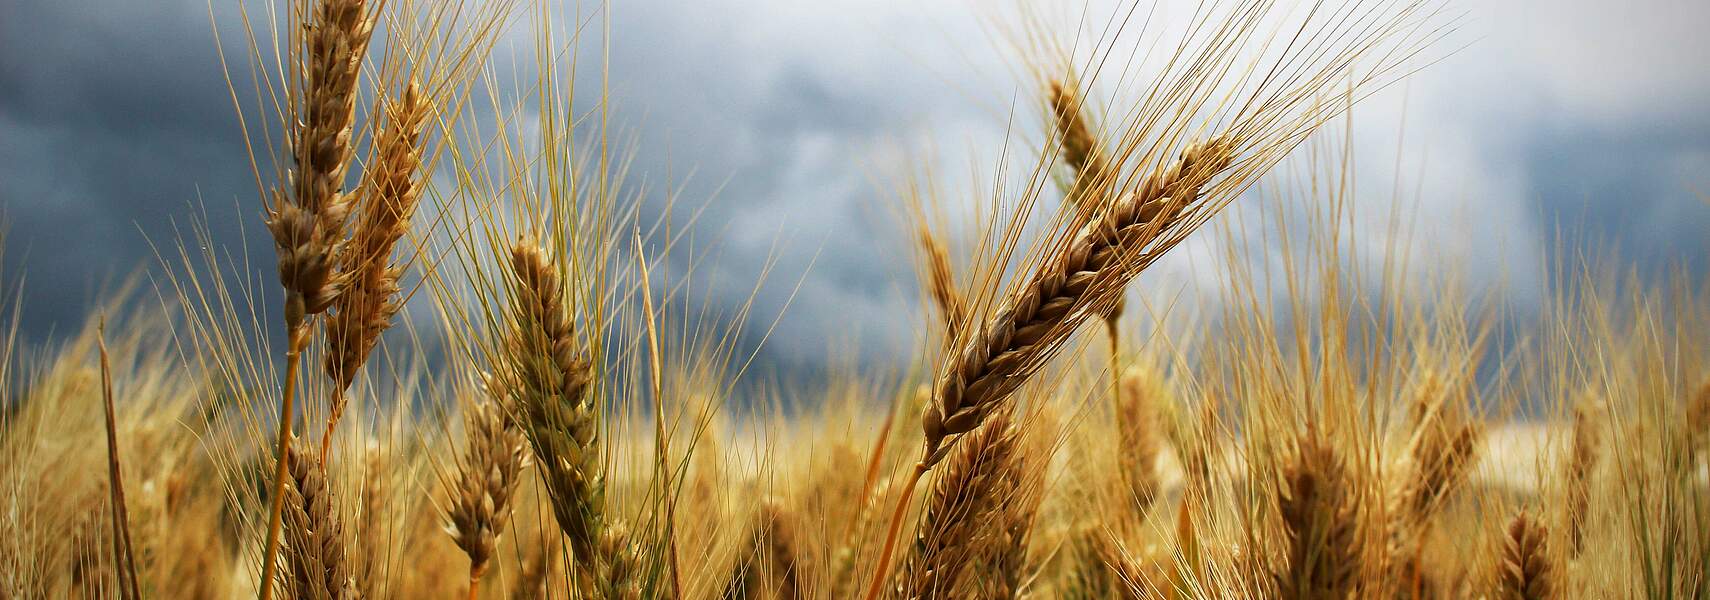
[2,0,1709,599]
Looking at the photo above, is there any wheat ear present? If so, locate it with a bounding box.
[501,240,638,598]
[1497,511,1557,600]
[1048,79,1127,416]
[1115,366,1163,515]
[321,80,429,462]
[722,500,807,600]
[1273,432,1362,600]
[258,0,375,595]
[447,395,529,600]
[918,225,965,334]
[893,411,1022,599]
[1563,398,1601,558]
[1388,378,1481,591]
[865,138,1235,600]
[280,438,353,600]
[921,136,1233,467]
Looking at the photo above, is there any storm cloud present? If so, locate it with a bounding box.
[2,0,1706,379]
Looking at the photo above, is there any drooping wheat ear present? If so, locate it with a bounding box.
[1563,398,1601,558]
[1273,432,1362,600]
[321,81,431,460]
[893,412,1023,599]
[722,500,807,600]
[268,0,376,325]
[859,138,1235,600]
[923,136,1235,467]
[447,395,530,597]
[918,225,965,334]
[1115,366,1162,515]
[280,438,353,600]
[1496,511,1556,600]
[501,240,630,597]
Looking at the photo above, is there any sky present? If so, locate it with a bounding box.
[2,0,1707,380]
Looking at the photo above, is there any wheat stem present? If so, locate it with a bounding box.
[258,324,306,600]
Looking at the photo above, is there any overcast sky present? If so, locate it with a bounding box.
[2,0,1707,378]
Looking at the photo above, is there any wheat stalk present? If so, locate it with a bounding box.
[96,321,142,600]
[321,80,430,462]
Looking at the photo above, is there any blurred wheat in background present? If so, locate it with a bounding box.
[1,0,1706,598]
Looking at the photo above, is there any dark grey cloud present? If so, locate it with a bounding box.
[1,0,1706,383]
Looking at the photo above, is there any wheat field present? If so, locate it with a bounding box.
[1,0,1706,599]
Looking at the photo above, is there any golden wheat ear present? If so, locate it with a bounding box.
[257,0,377,595]
[1497,511,1557,600]
[446,393,529,600]
[1271,432,1362,600]
[320,80,431,462]
[893,410,1025,599]
[500,240,643,597]
[279,437,352,600]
